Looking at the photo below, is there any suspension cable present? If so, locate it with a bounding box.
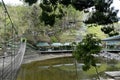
[1,0,18,35]
[1,1,16,80]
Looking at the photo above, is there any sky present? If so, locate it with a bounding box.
[111,0,120,17]
[0,0,23,5]
[0,0,120,16]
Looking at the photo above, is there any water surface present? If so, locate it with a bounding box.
[17,56,120,80]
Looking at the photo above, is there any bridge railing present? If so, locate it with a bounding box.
[0,42,26,80]
[0,0,26,80]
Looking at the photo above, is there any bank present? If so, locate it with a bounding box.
[23,53,72,64]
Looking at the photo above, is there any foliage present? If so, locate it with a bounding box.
[101,26,114,34]
[23,0,93,26]
[108,31,119,37]
[23,0,119,37]
[85,0,119,36]
[0,4,85,44]
[85,0,119,25]
[87,25,106,39]
[50,36,58,42]
[29,0,93,26]
[24,0,38,5]
[73,34,102,71]
[72,0,94,11]
[23,5,41,41]
[24,0,95,11]
[59,29,77,42]
[23,0,119,24]
[39,3,65,26]
[85,64,107,75]
[101,25,119,36]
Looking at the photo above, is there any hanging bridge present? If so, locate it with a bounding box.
[0,0,26,80]
[0,42,26,80]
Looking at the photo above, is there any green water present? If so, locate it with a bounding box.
[17,57,120,80]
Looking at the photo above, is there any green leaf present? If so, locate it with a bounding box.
[74,34,102,71]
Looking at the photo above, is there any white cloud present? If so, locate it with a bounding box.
[111,0,120,17]
[0,0,23,5]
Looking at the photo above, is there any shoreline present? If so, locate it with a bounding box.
[22,53,72,64]
[22,51,120,64]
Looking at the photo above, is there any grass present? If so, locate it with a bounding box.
[87,25,106,39]
[59,25,107,43]
[59,29,77,42]
[85,64,107,75]
[116,62,120,68]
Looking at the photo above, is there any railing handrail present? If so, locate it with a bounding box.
[0,42,26,80]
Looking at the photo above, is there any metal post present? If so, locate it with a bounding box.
[74,59,78,80]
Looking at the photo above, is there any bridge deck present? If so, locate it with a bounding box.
[0,56,12,67]
[0,43,26,80]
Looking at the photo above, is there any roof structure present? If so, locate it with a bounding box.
[51,43,63,47]
[63,43,71,46]
[102,35,120,41]
[36,42,50,47]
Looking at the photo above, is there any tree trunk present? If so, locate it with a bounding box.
[74,59,78,80]
[95,66,100,80]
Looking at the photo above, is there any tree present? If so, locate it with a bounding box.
[23,5,46,43]
[85,0,119,36]
[39,2,66,26]
[23,0,95,26]
[24,0,38,5]
[23,0,119,36]
[101,25,119,37]
[22,0,119,79]
[73,34,102,79]
[85,0,118,24]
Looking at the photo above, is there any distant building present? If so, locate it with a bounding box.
[102,35,120,52]
[36,42,50,51]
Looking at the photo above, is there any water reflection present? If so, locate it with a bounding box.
[39,63,101,68]
[39,66,49,69]
[17,57,120,80]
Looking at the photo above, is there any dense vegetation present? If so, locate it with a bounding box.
[0,4,102,45]
[0,1,119,79]
[24,0,119,34]
[1,0,120,45]
[0,3,120,50]
[21,0,120,79]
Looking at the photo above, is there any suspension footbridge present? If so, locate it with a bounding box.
[0,42,26,80]
[0,0,26,80]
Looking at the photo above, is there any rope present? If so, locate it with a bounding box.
[0,42,26,80]
[0,1,26,80]
[1,0,18,35]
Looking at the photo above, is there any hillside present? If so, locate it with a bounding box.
[0,4,112,46]
[87,25,107,39]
